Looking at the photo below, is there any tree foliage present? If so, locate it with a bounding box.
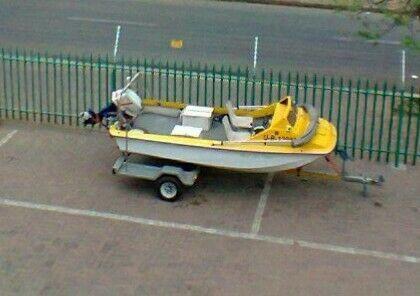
[335,0,419,49]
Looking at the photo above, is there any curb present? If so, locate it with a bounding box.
[214,0,384,13]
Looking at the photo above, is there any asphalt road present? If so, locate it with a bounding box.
[0,0,419,86]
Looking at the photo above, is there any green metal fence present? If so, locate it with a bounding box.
[0,49,419,166]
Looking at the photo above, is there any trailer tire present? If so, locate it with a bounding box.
[156,176,183,202]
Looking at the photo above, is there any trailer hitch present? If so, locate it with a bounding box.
[325,149,385,197]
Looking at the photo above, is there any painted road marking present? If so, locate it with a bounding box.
[0,197,418,264]
[67,16,156,27]
[333,36,400,45]
[251,173,274,234]
[0,130,18,147]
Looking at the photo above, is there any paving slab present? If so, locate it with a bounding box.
[261,159,420,257]
[0,206,419,296]
[0,121,263,232]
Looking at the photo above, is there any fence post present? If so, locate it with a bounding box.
[343,79,352,152]
[277,72,282,100]
[23,49,29,121]
[196,62,200,105]
[37,52,43,122]
[67,54,72,125]
[244,67,249,106]
[204,64,208,106]
[158,61,162,100]
[320,76,326,117]
[368,83,378,160]
[260,69,265,105]
[328,77,334,121]
[360,80,369,158]
[10,49,15,119]
[236,66,241,107]
[286,72,291,95]
[385,85,397,163]
[269,70,273,104]
[1,48,8,119]
[376,81,387,161]
[174,61,178,102]
[403,87,414,164]
[294,72,299,103]
[303,74,308,104]
[143,58,147,99]
[351,79,361,158]
[166,60,169,101]
[336,77,344,146]
[228,66,232,102]
[75,55,79,126]
[220,65,225,107]
[394,91,404,167]
[15,49,22,120]
[413,94,419,165]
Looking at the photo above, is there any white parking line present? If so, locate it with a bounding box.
[67,16,156,27]
[0,197,418,264]
[251,173,274,234]
[0,130,18,147]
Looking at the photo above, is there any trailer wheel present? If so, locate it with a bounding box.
[156,176,183,202]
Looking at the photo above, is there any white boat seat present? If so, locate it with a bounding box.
[171,125,202,138]
[222,116,251,141]
[225,100,253,129]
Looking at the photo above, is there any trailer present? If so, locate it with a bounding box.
[112,155,199,201]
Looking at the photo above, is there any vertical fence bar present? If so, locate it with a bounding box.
[173,62,178,102]
[360,80,369,158]
[277,72,282,100]
[351,79,361,157]
[294,72,299,102]
[166,61,169,101]
[236,67,241,106]
[89,54,93,111]
[59,54,64,124]
[220,66,225,107]
[413,98,419,165]
[181,62,185,102]
[37,52,43,122]
[228,66,232,102]
[403,87,414,163]
[385,86,397,163]
[286,72,291,95]
[204,64,208,106]
[45,52,50,122]
[376,82,387,161]
[343,79,352,152]
[98,55,102,112]
[328,78,334,121]
[1,49,8,118]
[336,77,344,146]
[368,83,378,160]
[268,70,273,104]
[15,49,22,119]
[311,74,317,106]
[211,65,216,107]
[120,56,124,88]
[188,62,192,104]
[244,67,249,106]
[320,76,326,117]
[158,61,162,100]
[9,50,15,119]
[82,59,87,114]
[196,63,200,105]
[67,54,72,125]
[75,56,79,126]
[23,50,29,120]
[260,69,265,105]
[251,69,255,105]
[303,74,308,103]
[105,55,110,104]
[151,59,155,98]
[394,91,404,166]
[143,58,147,99]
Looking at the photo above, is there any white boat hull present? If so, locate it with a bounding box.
[116,138,321,173]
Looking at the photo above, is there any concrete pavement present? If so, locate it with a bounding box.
[0,120,419,295]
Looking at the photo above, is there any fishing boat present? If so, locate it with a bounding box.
[107,94,337,173]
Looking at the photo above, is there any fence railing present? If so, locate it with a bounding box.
[0,49,419,166]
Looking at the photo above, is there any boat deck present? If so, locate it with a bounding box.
[133,112,228,141]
